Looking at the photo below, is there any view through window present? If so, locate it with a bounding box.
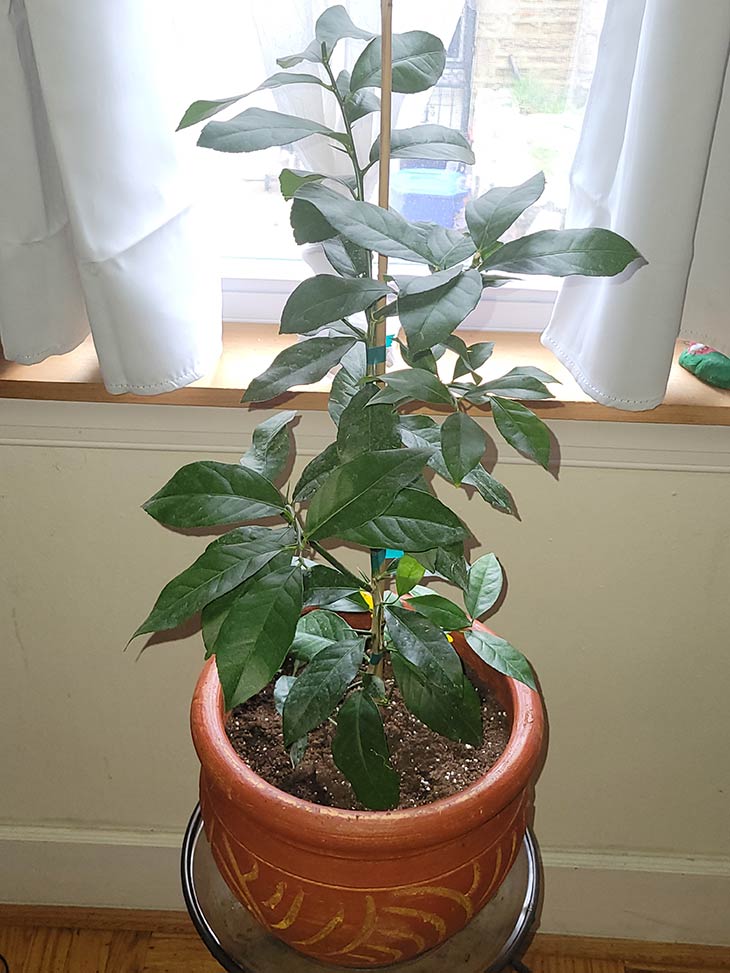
[205,0,608,313]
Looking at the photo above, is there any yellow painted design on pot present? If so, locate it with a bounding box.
[293,905,345,946]
[365,943,403,962]
[393,883,474,920]
[271,889,304,930]
[379,925,427,953]
[329,894,377,955]
[467,861,481,896]
[263,882,286,910]
[381,905,447,940]
[220,833,265,925]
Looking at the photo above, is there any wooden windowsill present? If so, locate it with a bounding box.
[1,324,729,425]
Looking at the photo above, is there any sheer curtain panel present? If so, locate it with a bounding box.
[542,0,730,410]
[0,0,221,394]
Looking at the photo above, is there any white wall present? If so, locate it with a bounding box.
[1,400,729,943]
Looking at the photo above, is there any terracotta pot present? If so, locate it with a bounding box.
[190,617,544,969]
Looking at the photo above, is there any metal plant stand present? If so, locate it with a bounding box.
[181,805,541,973]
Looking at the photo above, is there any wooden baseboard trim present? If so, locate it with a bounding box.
[2,905,730,968]
[528,934,730,969]
[0,905,194,936]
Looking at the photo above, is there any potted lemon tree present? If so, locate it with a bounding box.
[133,5,640,967]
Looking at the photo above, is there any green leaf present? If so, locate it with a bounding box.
[362,672,388,703]
[351,31,446,94]
[198,108,349,154]
[281,276,388,335]
[134,526,295,638]
[386,606,481,745]
[290,198,337,245]
[283,638,365,746]
[421,225,476,269]
[386,605,463,680]
[397,269,482,354]
[491,396,551,468]
[315,5,375,50]
[440,412,487,485]
[274,675,297,715]
[292,443,340,502]
[462,465,516,514]
[397,414,453,482]
[466,629,536,691]
[446,336,494,381]
[407,593,470,631]
[332,373,371,427]
[335,69,352,98]
[466,173,546,252]
[340,487,468,552]
[336,385,401,462]
[418,545,469,591]
[242,336,355,403]
[467,365,559,402]
[201,551,292,658]
[395,554,426,596]
[289,736,308,766]
[466,341,496,369]
[328,343,367,425]
[467,375,554,402]
[279,169,327,201]
[393,337,441,374]
[390,650,481,746]
[370,125,474,165]
[480,227,642,277]
[178,95,245,131]
[332,691,399,810]
[294,183,432,263]
[322,235,371,278]
[466,553,504,619]
[368,368,453,407]
[293,442,340,502]
[497,365,560,384]
[214,566,303,708]
[302,566,368,610]
[142,460,285,527]
[290,609,356,662]
[344,88,381,124]
[277,40,323,69]
[253,71,327,94]
[239,411,297,483]
[305,448,430,541]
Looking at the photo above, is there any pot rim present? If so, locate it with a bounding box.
[191,621,544,853]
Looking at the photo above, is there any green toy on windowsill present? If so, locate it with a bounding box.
[679,343,730,390]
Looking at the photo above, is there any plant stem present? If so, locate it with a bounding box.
[368,571,386,677]
[310,539,367,589]
[322,57,364,201]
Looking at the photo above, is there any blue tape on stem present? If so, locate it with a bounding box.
[385,549,404,559]
[366,345,387,364]
[385,334,394,348]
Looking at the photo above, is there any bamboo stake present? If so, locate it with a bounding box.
[368,0,395,674]
[373,0,393,376]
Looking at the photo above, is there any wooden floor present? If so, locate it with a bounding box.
[1,907,729,973]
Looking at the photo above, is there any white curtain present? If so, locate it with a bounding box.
[0,1,221,394]
[542,0,730,411]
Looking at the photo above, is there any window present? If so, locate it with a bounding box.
[204,0,607,329]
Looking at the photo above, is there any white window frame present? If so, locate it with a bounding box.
[221,258,558,332]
